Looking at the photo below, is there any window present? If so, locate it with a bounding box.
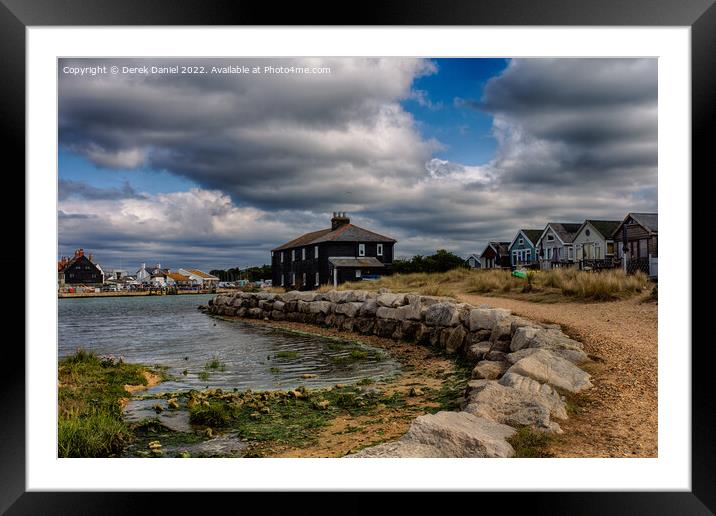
[568,247,573,260]
[358,244,365,257]
[355,269,362,278]
[314,246,319,259]
[519,238,524,245]
[281,252,284,263]
[302,248,306,260]
[547,235,554,241]
[377,244,383,256]
[303,272,306,285]
[607,242,614,255]
[526,250,531,262]
[315,272,320,286]
[547,248,553,260]
[291,273,295,285]
[291,250,296,261]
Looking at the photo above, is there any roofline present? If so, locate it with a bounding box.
[613,212,658,237]
[576,220,620,241]
[535,224,565,247]
[508,229,539,250]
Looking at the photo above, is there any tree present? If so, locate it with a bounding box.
[391,249,466,274]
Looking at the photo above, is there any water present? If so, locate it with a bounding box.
[58,294,400,394]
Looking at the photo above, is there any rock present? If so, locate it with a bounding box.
[490,318,512,343]
[506,347,588,365]
[466,341,492,362]
[414,324,431,345]
[472,360,509,380]
[248,308,263,318]
[354,317,375,335]
[314,399,330,410]
[335,302,363,318]
[484,350,507,362]
[345,290,370,303]
[374,318,398,338]
[297,300,311,313]
[463,380,563,433]
[499,372,567,420]
[400,321,422,341]
[511,327,585,355]
[359,299,379,316]
[510,316,541,334]
[408,387,424,397]
[301,373,318,379]
[399,411,515,458]
[307,300,333,315]
[396,302,424,321]
[148,440,162,450]
[468,308,510,332]
[273,300,285,311]
[270,310,285,320]
[377,293,405,308]
[348,441,444,458]
[257,300,273,311]
[445,325,468,354]
[507,349,592,393]
[167,398,179,409]
[279,290,302,302]
[510,326,540,352]
[325,290,351,303]
[376,306,400,320]
[424,302,460,327]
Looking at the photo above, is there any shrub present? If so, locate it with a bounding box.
[58,413,132,458]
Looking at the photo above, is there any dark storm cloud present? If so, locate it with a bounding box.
[59,179,146,201]
[58,58,657,268]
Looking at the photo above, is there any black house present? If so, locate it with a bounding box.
[271,213,396,290]
[58,248,104,285]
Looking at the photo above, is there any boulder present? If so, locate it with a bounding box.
[347,441,443,458]
[506,347,588,365]
[297,300,311,313]
[484,350,507,362]
[445,325,468,354]
[359,299,379,316]
[463,380,563,433]
[308,301,333,315]
[466,341,492,362]
[472,360,509,380]
[273,300,286,312]
[468,308,510,332]
[400,321,422,342]
[499,372,567,420]
[279,290,302,302]
[507,350,592,393]
[396,302,424,321]
[270,310,285,321]
[377,293,405,308]
[376,306,400,320]
[398,411,515,458]
[510,316,541,334]
[510,326,540,351]
[510,327,587,359]
[345,290,371,303]
[325,290,350,304]
[490,318,512,343]
[354,317,375,335]
[414,324,431,345]
[425,303,460,327]
[374,319,398,338]
[248,308,263,318]
[335,302,363,318]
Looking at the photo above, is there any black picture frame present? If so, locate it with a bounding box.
[2,0,708,512]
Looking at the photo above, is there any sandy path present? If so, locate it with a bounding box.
[457,292,658,458]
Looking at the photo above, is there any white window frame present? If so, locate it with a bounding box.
[547,234,554,241]
[519,238,524,245]
[315,272,320,286]
[281,252,284,263]
[355,269,362,278]
[291,250,296,261]
[302,272,306,285]
[358,243,365,257]
[291,273,295,285]
[314,246,319,259]
[302,248,306,260]
[377,244,383,256]
[526,250,531,262]
[281,274,284,286]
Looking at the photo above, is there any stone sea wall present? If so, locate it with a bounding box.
[205,289,593,458]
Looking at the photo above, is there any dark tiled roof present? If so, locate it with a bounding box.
[630,213,658,233]
[481,241,510,258]
[329,257,385,268]
[272,224,395,251]
[548,223,582,243]
[521,230,543,246]
[584,220,621,239]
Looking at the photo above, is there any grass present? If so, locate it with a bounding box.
[205,355,226,371]
[320,267,649,302]
[424,356,472,413]
[186,385,406,450]
[507,426,555,458]
[274,351,298,360]
[57,349,164,457]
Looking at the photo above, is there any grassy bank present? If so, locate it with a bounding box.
[58,349,165,457]
[319,267,650,302]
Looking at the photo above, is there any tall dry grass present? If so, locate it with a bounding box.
[325,267,650,302]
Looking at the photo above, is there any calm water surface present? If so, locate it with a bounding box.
[58,294,400,394]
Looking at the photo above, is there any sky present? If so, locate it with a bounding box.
[58,57,657,271]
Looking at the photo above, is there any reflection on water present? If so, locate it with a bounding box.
[59,294,399,393]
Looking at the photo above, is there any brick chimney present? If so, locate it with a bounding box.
[331,211,350,230]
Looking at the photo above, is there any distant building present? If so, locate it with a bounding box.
[58,249,104,286]
[177,268,220,288]
[136,263,169,284]
[480,242,511,269]
[166,272,192,288]
[271,212,396,290]
[535,223,582,269]
[508,229,542,267]
[612,213,658,277]
[465,253,482,269]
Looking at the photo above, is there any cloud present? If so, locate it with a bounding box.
[58,58,658,268]
[59,179,146,200]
